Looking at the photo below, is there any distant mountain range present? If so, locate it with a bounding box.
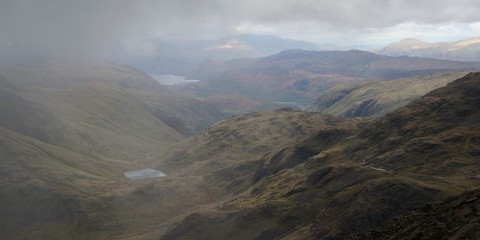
[378,36,480,62]
[128,35,480,78]
[131,34,328,76]
[181,49,480,113]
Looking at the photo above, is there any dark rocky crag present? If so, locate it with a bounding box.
[310,72,480,239]
[352,189,480,240]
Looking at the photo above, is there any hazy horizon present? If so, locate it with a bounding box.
[1,0,479,62]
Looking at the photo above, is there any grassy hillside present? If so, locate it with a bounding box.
[0,58,224,135]
[0,126,128,239]
[0,59,225,239]
[0,79,181,161]
[308,71,470,118]
[155,109,362,194]
[0,125,226,240]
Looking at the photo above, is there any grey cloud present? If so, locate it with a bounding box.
[0,0,479,60]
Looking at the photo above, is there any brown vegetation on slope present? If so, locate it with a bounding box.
[352,189,480,240]
[158,72,480,240]
[183,50,480,112]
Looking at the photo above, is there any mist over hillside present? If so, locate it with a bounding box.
[129,34,324,76]
[1,1,480,240]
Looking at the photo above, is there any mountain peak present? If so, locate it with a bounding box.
[454,36,480,47]
[398,38,425,43]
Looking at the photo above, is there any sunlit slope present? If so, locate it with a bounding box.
[379,37,480,62]
[308,71,470,118]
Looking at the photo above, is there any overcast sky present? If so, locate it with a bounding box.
[1,0,479,60]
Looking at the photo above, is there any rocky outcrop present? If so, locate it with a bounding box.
[351,189,480,240]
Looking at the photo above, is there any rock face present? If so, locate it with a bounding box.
[352,190,480,240]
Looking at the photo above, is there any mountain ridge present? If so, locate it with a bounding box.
[379,36,480,62]
[182,50,480,113]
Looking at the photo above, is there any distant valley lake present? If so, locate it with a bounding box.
[149,74,199,86]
